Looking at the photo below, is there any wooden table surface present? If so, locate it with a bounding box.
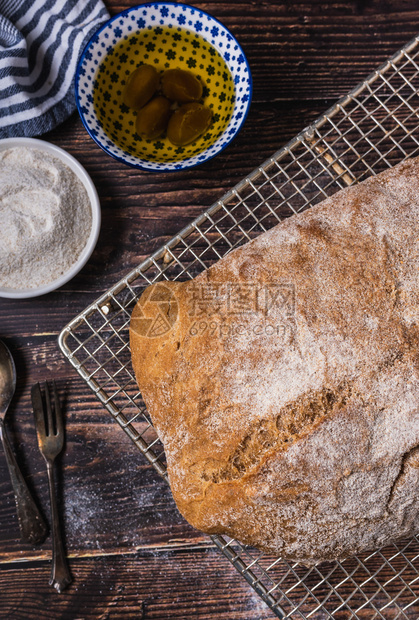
[2,1,419,618]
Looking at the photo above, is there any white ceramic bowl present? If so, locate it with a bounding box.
[0,137,101,299]
[75,2,252,171]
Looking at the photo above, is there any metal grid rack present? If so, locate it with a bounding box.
[59,34,419,619]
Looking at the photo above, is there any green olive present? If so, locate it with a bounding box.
[161,68,203,103]
[123,64,160,110]
[167,103,212,146]
[135,96,171,140]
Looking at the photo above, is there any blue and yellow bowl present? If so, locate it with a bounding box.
[76,2,252,171]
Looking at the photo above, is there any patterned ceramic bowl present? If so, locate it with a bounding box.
[76,2,252,171]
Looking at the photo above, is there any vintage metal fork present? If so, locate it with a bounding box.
[31,381,72,593]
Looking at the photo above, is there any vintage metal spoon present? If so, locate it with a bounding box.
[0,339,47,544]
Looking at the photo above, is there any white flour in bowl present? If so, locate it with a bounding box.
[0,146,92,290]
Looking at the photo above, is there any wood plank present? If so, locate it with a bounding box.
[0,548,274,620]
[2,547,418,620]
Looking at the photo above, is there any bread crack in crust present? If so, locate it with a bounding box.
[130,158,419,565]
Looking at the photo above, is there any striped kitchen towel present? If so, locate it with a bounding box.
[0,0,109,138]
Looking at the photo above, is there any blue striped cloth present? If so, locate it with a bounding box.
[0,0,109,138]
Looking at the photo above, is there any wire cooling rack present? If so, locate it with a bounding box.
[59,34,419,619]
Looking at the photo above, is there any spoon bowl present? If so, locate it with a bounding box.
[0,339,16,418]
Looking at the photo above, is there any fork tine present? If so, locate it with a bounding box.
[52,381,63,436]
[44,382,54,436]
[31,383,46,441]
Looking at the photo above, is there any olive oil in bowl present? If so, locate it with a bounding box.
[94,26,235,163]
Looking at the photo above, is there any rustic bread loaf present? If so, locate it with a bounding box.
[130,157,419,566]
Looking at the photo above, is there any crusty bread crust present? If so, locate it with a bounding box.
[130,157,419,565]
